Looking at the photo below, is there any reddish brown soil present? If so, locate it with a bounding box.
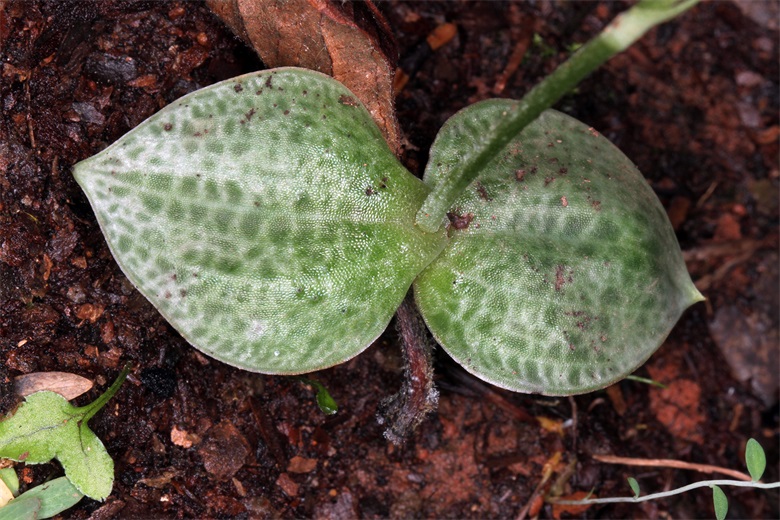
[1,1,778,518]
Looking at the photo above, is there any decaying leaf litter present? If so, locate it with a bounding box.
[0,1,777,518]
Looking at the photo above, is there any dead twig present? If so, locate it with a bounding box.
[377,294,439,444]
[517,452,564,520]
[493,9,535,94]
[591,454,753,482]
[682,238,763,263]
[683,237,772,294]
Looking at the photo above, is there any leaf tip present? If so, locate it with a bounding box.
[745,438,766,482]
[712,484,728,520]
[627,476,640,498]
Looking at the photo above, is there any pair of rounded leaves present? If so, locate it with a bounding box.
[414,101,704,394]
[74,66,702,395]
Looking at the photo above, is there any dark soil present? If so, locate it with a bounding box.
[1,1,778,518]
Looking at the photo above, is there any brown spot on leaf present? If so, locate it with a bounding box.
[561,196,568,207]
[515,169,526,182]
[365,186,375,196]
[163,123,172,131]
[476,182,492,201]
[565,310,594,331]
[554,265,570,291]
[338,94,359,106]
[447,211,474,230]
[233,83,243,93]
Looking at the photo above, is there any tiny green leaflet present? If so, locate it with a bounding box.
[73,68,702,394]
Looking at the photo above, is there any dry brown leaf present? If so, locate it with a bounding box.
[206,0,400,154]
[0,476,13,507]
[14,371,93,400]
[137,470,180,489]
[605,383,627,416]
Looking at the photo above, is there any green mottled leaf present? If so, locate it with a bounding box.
[745,438,766,482]
[627,477,640,498]
[414,104,703,394]
[0,368,128,500]
[0,478,83,520]
[712,485,728,520]
[0,496,40,520]
[73,68,445,374]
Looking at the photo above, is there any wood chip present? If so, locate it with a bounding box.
[171,425,200,448]
[14,371,93,400]
[276,472,298,497]
[287,455,317,474]
[76,302,105,323]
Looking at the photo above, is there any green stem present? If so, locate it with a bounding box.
[78,363,132,423]
[625,374,667,388]
[549,479,780,505]
[415,0,700,233]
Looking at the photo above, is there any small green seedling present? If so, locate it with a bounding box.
[550,438,780,519]
[72,0,702,397]
[297,377,338,415]
[0,366,129,502]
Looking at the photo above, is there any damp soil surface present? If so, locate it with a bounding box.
[1,1,778,518]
